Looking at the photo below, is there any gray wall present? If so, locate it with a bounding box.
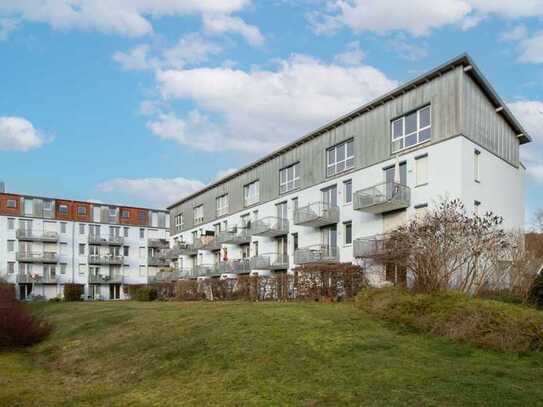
[170,66,519,234]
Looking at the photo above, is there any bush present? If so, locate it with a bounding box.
[0,284,52,348]
[356,288,543,352]
[64,284,84,302]
[135,287,158,302]
[530,274,543,308]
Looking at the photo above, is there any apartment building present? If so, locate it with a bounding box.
[0,191,170,300]
[165,54,531,286]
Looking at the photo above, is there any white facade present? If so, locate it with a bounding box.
[0,199,170,300]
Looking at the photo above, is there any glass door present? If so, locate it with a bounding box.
[321,185,338,208]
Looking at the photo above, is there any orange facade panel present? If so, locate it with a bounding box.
[0,194,22,216]
[72,201,92,222]
[119,207,149,226]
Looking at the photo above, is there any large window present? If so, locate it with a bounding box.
[279,163,300,194]
[175,213,184,232]
[327,139,354,177]
[216,194,229,217]
[194,205,204,225]
[391,105,431,153]
[244,181,259,207]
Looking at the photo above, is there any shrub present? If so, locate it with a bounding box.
[0,285,52,348]
[64,284,84,302]
[356,288,543,352]
[135,287,158,302]
[530,274,543,308]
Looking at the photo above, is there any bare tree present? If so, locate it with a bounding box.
[533,209,543,233]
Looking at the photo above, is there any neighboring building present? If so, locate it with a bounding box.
[0,192,169,300]
[166,54,531,285]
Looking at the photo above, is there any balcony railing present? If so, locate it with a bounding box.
[88,234,125,246]
[353,235,389,258]
[88,273,123,284]
[87,255,124,265]
[217,228,252,245]
[353,182,410,214]
[148,238,169,248]
[148,255,169,267]
[294,202,339,227]
[250,217,289,237]
[16,252,58,263]
[16,272,59,284]
[176,243,198,256]
[250,253,289,270]
[194,264,220,278]
[294,245,339,264]
[16,229,59,242]
[218,259,251,275]
[150,270,184,283]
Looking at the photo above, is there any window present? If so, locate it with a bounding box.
[7,240,14,252]
[327,139,354,177]
[292,233,298,251]
[392,105,431,153]
[474,149,481,182]
[79,244,85,255]
[123,246,129,256]
[58,204,68,215]
[276,202,287,220]
[6,199,16,209]
[24,199,33,215]
[216,194,229,217]
[241,214,251,229]
[139,228,145,239]
[344,222,352,245]
[244,181,259,206]
[194,205,204,225]
[7,262,15,274]
[123,227,129,237]
[122,209,130,218]
[60,264,66,274]
[77,206,87,216]
[7,218,14,230]
[279,163,300,194]
[253,241,259,257]
[60,222,67,233]
[79,223,85,235]
[343,180,352,204]
[43,201,54,217]
[138,211,146,222]
[415,155,428,186]
[175,214,184,231]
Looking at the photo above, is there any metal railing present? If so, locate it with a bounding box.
[194,263,220,278]
[217,228,252,245]
[177,243,199,256]
[88,234,125,245]
[150,270,184,283]
[16,229,59,242]
[250,253,289,270]
[294,245,339,264]
[16,272,58,284]
[87,255,124,265]
[250,217,289,237]
[16,252,58,263]
[353,182,410,214]
[294,202,339,227]
[88,273,123,284]
[148,255,169,267]
[218,259,251,274]
[148,238,169,248]
[353,235,388,258]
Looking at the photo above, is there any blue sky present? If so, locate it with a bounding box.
[0,0,542,222]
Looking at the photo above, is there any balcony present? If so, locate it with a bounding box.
[87,255,124,265]
[353,235,389,258]
[218,259,251,274]
[294,202,339,227]
[194,264,220,278]
[148,238,169,249]
[88,273,123,284]
[250,217,289,237]
[353,182,410,214]
[193,236,221,251]
[150,270,184,283]
[16,229,59,242]
[88,234,124,246]
[217,228,252,245]
[16,272,59,284]
[294,245,339,264]
[176,243,198,256]
[250,253,289,271]
[16,252,58,263]
[147,255,169,267]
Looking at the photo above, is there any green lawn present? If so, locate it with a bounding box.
[1,301,543,406]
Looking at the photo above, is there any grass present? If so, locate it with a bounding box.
[1,301,543,406]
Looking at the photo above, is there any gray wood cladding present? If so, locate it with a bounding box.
[170,66,520,234]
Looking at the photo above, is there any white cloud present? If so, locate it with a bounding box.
[149,54,397,153]
[388,37,428,61]
[518,31,543,63]
[500,25,527,42]
[97,176,206,208]
[113,34,223,71]
[216,168,238,180]
[312,0,543,37]
[0,116,45,151]
[0,0,251,37]
[334,41,364,65]
[509,100,543,183]
[0,17,19,40]
[203,14,264,45]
